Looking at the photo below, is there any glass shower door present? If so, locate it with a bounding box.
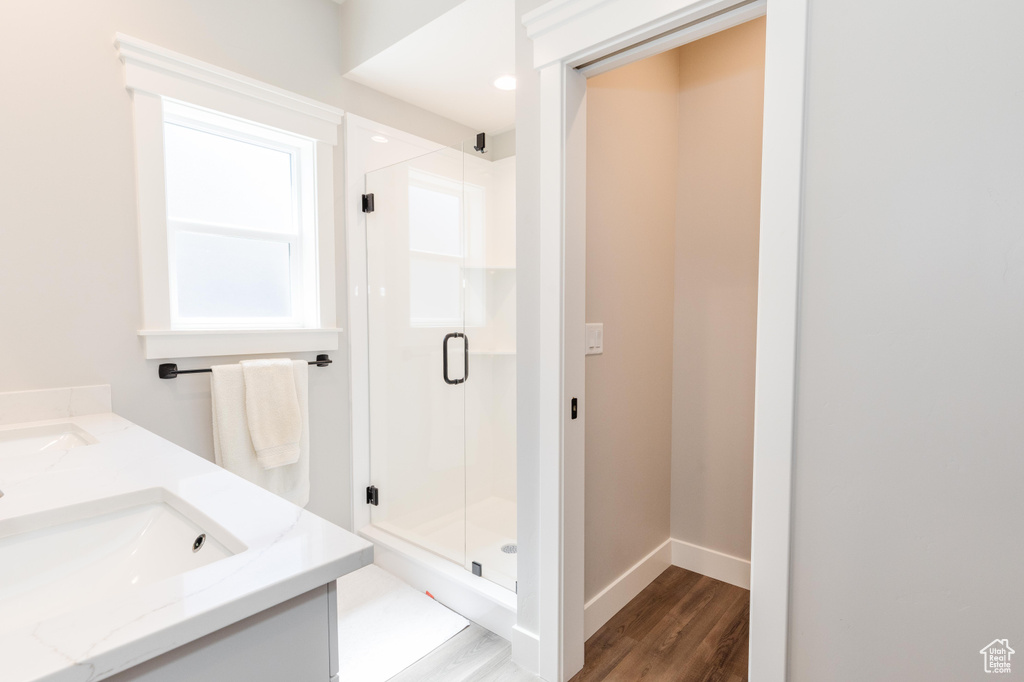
[365,137,517,591]
[365,144,467,566]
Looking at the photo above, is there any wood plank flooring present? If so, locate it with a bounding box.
[570,566,749,682]
[390,566,747,682]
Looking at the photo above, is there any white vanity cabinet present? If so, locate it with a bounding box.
[0,397,369,682]
[108,583,340,682]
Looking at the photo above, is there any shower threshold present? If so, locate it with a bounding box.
[358,524,516,641]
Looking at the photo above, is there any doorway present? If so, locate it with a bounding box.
[521,0,808,679]
[573,16,764,680]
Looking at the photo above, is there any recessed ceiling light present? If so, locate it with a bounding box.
[493,75,517,91]
[371,135,389,143]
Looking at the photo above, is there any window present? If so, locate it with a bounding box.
[117,34,342,359]
[163,102,317,330]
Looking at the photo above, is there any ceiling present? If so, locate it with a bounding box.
[344,0,516,134]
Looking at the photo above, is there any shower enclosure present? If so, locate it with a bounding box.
[364,138,516,592]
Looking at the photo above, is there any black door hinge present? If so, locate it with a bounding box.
[362,193,375,213]
[571,397,578,420]
[366,485,379,506]
[473,132,486,153]
[472,561,482,577]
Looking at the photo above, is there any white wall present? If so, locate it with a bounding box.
[788,0,1024,679]
[671,17,764,562]
[337,0,464,74]
[489,130,517,162]
[0,0,474,530]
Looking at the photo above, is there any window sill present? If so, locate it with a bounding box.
[138,328,342,360]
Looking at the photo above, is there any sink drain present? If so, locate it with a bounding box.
[501,543,517,555]
[192,533,206,553]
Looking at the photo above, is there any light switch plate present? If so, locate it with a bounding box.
[585,323,603,355]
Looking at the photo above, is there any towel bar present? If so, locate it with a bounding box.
[158,354,332,379]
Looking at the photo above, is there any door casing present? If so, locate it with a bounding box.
[521,0,808,679]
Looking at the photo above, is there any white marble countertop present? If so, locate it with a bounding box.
[0,411,373,682]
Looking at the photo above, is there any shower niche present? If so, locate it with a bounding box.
[364,137,516,591]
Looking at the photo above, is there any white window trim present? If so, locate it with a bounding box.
[163,102,316,331]
[116,33,343,359]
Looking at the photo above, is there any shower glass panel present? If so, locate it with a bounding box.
[366,137,516,591]
[366,144,467,567]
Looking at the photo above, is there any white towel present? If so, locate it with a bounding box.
[240,359,302,469]
[211,360,310,507]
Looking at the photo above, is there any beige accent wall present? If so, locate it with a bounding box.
[671,17,765,560]
[584,18,765,601]
[584,51,680,601]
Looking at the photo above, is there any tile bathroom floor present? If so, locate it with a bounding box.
[389,623,538,682]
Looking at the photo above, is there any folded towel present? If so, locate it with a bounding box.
[211,360,309,507]
[240,359,302,469]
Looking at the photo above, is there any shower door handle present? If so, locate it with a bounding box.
[443,332,469,385]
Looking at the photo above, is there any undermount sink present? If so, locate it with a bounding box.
[0,423,98,458]
[0,488,246,634]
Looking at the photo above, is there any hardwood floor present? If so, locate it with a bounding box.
[390,566,747,682]
[570,566,749,682]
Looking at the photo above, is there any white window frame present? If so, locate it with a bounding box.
[163,102,317,331]
[116,33,343,359]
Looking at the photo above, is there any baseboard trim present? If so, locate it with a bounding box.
[582,538,752,641]
[511,624,540,674]
[583,539,673,639]
[671,538,751,589]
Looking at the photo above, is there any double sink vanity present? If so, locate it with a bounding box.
[0,385,372,682]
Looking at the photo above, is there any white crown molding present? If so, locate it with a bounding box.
[521,0,600,39]
[114,33,342,123]
[114,33,343,143]
[523,0,750,69]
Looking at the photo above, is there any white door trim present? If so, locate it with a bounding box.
[522,0,808,680]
